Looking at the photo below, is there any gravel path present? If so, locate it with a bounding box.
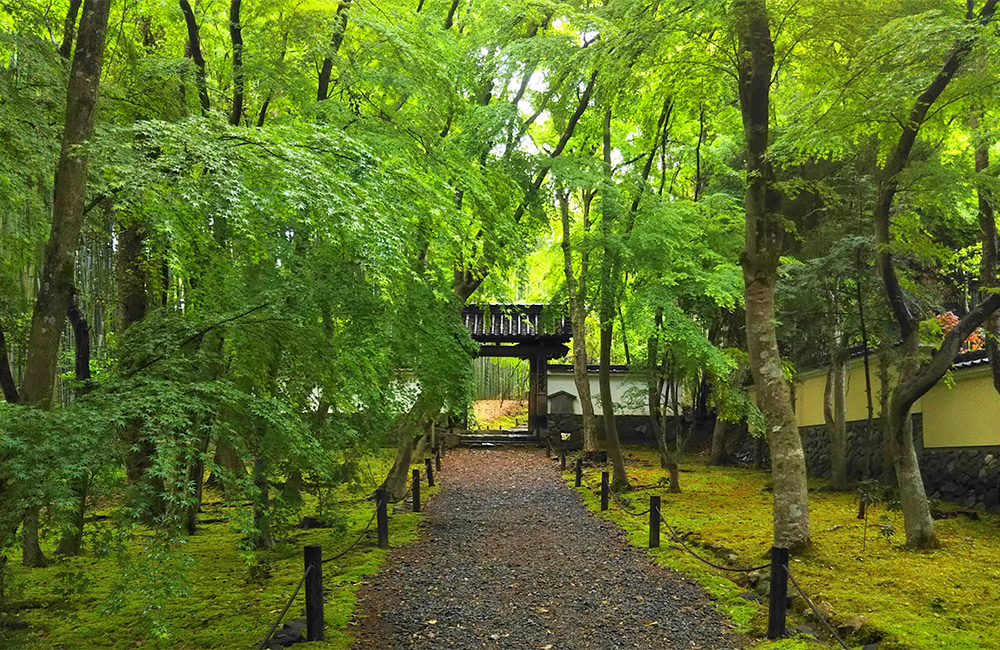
[351,448,745,649]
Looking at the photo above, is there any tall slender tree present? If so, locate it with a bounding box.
[735,0,811,551]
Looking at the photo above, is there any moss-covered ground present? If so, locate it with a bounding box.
[567,447,1000,650]
[2,451,437,650]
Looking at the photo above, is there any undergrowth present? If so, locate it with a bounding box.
[567,447,1000,650]
[1,450,437,650]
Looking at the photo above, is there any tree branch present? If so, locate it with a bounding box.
[179,0,210,113]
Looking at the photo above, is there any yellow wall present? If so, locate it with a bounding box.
[792,361,920,428]
[793,371,826,427]
[786,360,1000,448]
[922,368,1000,448]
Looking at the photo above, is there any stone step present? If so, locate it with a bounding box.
[458,430,536,447]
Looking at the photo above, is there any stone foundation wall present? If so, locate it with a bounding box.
[921,447,1000,511]
[549,413,716,449]
[798,416,906,484]
[549,413,656,446]
[737,414,1000,514]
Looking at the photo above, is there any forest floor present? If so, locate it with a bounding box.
[472,399,529,429]
[571,447,1000,650]
[351,447,744,649]
[0,450,430,650]
[4,446,995,649]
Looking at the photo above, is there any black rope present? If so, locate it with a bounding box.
[257,472,427,648]
[578,471,764,571]
[322,509,378,564]
[654,505,770,573]
[608,490,651,517]
[256,564,312,650]
[786,565,851,650]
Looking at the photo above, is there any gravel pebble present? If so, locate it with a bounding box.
[351,448,746,649]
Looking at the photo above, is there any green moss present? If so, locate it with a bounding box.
[2,451,437,650]
[566,449,1000,650]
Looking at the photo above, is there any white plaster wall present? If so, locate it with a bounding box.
[547,371,654,416]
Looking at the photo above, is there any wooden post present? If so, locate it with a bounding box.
[435,447,441,472]
[376,488,388,549]
[575,458,583,487]
[601,471,609,511]
[528,354,539,438]
[439,439,445,459]
[412,469,421,513]
[425,457,434,487]
[537,353,549,437]
[304,545,325,641]
[546,435,553,457]
[767,546,789,639]
[649,496,660,548]
[560,448,567,471]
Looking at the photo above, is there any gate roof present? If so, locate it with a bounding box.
[462,304,571,344]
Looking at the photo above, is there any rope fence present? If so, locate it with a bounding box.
[255,566,313,650]
[256,456,438,649]
[571,458,845,646]
[786,565,851,650]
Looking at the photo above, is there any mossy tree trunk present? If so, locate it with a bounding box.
[871,0,1000,548]
[973,109,1000,395]
[18,0,113,568]
[648,309,680,492]
[736,0,810,551]
[57,297,93,555]
[824,353,848,492]
[559,190,599,455]
[823,293,849,492]
[599,106,628,492]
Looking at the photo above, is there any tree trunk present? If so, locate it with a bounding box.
[736,0,810,551]
[58,0,83,60]
[888,335,937,548]
[55,477,89,556]
[0,319,18,404]
[20,0,112,410]
[856,259,875,481]
[559,191,599,453]
[17,0,112,569]
[228,0,244,126]
[711,367,747,466]
[179,0,210,113]
[823,287,849,491]
[413,431,430,464]
[878,353,896,485]
[648,312,680,492]
[208,432,246,495]
[185,429,211,535]
[871,0,999,548]
[280,469,304,508]
[251,455,273,550]
[317,0,352,101]
[21,508,47,567]
[752,435,763,470]
[56,297,92,555]
[118,218,153,486]
[443,0,460,30]
[824,352,848,491]
[710,415,728,465]
[380,397,431,501]
[599,107,628,491]
[973,109,1000,394]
